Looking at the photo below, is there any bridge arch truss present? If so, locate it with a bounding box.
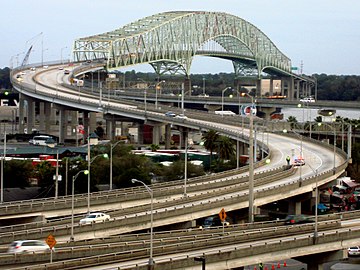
[73,11,292,78]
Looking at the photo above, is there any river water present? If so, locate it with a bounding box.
[282,108,360,122]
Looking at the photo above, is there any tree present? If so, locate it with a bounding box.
[216,136,235,160]
[4,160,33,188]
[286,116,298,129]
[202,130,219,166]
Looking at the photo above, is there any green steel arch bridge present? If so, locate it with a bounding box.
[73,11,313,86]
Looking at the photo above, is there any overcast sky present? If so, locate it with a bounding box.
[2,0,359,75]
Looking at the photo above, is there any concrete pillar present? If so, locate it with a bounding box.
[58,107,66,144]
[137,122,144,145]
[165,124,171,149]
[18,93,25,133]
[256,79,262,97]
[71,111,78,141]
[106,116,116,141]
[26,98,35,133]
[83,111,90,139]
[152,125,161,145]
[296,80,300,100]
[269,78,274,96]
[44,103,52,134]
[89,112,97,134]
[295,201,302,214]
[39,102,45,132]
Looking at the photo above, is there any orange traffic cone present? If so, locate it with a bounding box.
[283,261,287,267]
[277,262,281,268]
[271,265,275,270]
[264,266,268,270]
[254,267,257,270]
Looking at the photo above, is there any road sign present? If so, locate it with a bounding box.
[45,234,57,249]
[219,208,226,222]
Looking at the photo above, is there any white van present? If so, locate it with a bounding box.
[300,97,315,103]
[30,135,55,146]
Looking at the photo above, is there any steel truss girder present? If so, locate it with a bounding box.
[73,11,292,76]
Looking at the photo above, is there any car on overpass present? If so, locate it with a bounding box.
[348,246,360,256]
[200,215,230,229]
[7,240,52,254]
[284,214,312,225]
[79,212,111,225]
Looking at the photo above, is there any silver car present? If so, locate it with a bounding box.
[8,240,51,254]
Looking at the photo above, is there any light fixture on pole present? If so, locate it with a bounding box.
[71,169,89,242]
[155,80,165,109]
[221,87,232,112]
[131,178,154,268]
[202,77,206,96]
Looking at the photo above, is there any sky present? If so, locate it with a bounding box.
[2,0,360,75]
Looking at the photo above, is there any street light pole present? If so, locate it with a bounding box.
[71,170,89,242]
[155,80,165,109]
[1,131,6,203]
[221,87,232,112]
[60,46,67,64]
[131,179,154,268]
[241,92,255,223]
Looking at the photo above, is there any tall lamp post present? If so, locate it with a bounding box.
[221,87,232,112]
[1,131,6,203]
[131,178,154,269]
[137,78,148,115]
[155,80,165,109]
[71,169,89,242]
[109,141,122,191]
[241,92,255,223]
[87,147,109,213]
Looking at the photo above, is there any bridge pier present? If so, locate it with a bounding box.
[297,250,347,270]
[18,93,25,133]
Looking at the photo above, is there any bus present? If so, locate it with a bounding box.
[29,135,55,146]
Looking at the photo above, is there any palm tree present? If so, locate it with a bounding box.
[202,130,219,165]
[286,116,298,129]
[216,136,235,160]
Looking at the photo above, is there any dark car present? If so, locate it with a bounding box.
[200,216,230,229]
[165,111,176,117]
[284,214,311,225]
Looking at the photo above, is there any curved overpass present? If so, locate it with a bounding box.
[6,64,350,269]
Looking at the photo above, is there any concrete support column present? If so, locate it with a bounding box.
[89,112,97,134]
[105,116,116,141]
[152,125,161,145]
[137,122,144,145]
[256,79,262,97]
[26,98,35,133]
[269,78,274,96]
[281,79,285,97]
[296,80,300,100]
[58,107,66,144]
[295,201,302,214]
[44,103,52,134]
[39,102,45,132]
[18,93,25,133]
[164,124,171,149]
[71,111,78,141]
[83,111,90,139]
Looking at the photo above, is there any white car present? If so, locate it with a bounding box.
[175,114,188,119]
[8,240,51,254]
[79,212,110,224]
[348,246,360,256]
[300,97,315,103]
